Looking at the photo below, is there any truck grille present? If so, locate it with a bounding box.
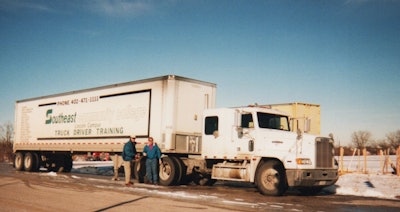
[316,137,334,168]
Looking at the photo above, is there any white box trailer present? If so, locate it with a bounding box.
[14,75,215,172]
[13,75,338,196]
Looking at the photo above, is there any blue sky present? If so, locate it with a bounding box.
[1,0,399,146]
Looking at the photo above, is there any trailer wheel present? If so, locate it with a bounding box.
[255,160,287,196]
[170,157,186,185]
[159,157,178,186]
[24,152,39,172]
[134,158,146,183]
[32,152,41,172]
[14,152,24,171]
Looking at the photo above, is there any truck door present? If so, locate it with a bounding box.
[233,112,256,157]
[202,115,223,157]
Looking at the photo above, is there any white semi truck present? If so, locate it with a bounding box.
[13,75,338,195]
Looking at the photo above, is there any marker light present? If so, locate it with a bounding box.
[296,158,312,165]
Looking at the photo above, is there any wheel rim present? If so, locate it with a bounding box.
[24,156,32,169]
[16,157,22,166]
[261,168,279,190]
[159,162,172,181]
[15,154,23,170]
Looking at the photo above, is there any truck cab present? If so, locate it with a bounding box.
[202,106,291,159]
[201,106,339,195]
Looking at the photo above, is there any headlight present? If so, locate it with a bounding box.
[296,158,312,165]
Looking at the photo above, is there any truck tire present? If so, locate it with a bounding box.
[255,160,287,196]
[24,152,39,172]
[14,152,24,171]
[159,157,178,186]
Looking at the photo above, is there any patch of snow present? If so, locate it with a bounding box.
[269,204,284,209]
[222,200,258,207]
[332,173,400,200]
[46,172,57,177]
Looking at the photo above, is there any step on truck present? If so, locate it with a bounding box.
[13,75,338,195]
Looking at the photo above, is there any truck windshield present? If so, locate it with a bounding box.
[257,112,290,131]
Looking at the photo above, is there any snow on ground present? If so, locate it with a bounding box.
[45,158,400,200]
[330,155,400,200]
[326,173,400,200]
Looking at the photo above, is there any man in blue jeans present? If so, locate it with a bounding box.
[143,137,161,185]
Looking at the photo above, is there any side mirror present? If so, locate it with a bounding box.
[305,118,311,133]
[237,127,243,138]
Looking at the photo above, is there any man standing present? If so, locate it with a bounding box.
[122,134,137,186]
[143,137,162,185]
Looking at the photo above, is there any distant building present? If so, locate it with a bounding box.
[263,102,321,135]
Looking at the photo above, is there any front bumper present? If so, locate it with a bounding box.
[286,168,339,187]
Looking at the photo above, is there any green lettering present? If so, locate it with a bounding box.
[45,110,77,124]
[45,109,53,124]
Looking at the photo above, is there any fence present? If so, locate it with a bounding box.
[338,147,400,175]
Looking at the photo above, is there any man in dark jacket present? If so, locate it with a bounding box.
[122,134,137,186]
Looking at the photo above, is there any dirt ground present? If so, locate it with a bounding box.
[0,163,235,212]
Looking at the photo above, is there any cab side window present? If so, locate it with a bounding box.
[205,116,218,135]
[241,113,253,128]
